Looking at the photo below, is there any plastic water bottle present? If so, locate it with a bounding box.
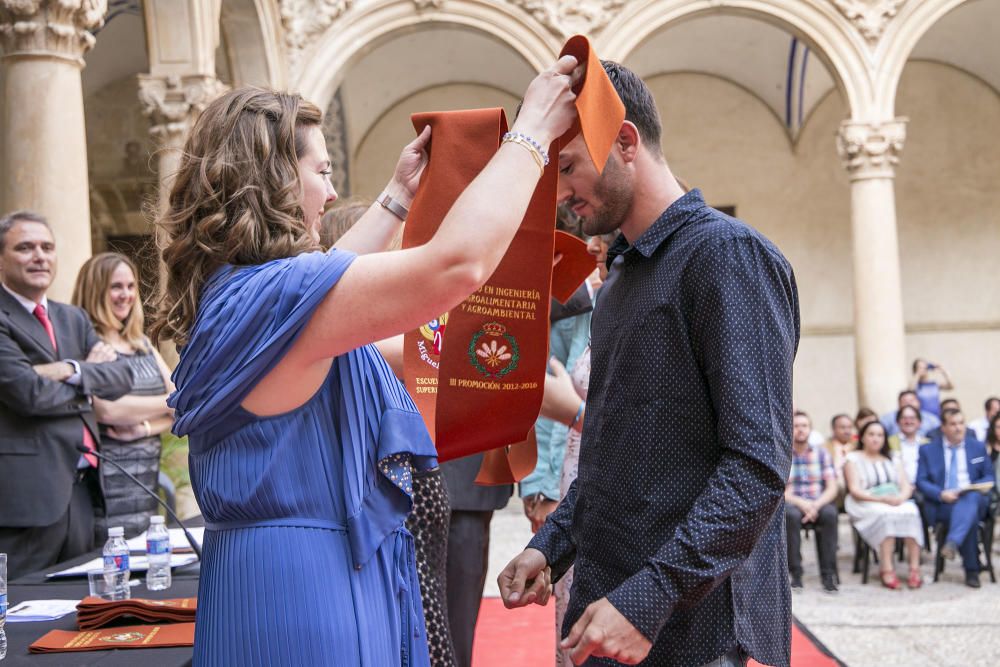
[145,516,172,591]
[102,526,131,600]
[1,552,7,660]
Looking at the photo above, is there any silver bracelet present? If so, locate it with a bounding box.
[501,131,549,166]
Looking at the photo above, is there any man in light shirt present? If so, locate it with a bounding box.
[969,397,999,444]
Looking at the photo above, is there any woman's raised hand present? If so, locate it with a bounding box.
[512,55,580,149]
[389,125,432,203]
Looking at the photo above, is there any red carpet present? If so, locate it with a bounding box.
[472,598,841,666]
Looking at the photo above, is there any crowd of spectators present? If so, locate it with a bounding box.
[786,377,999,592]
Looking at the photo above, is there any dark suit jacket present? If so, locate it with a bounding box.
[917,434,995,502]
[0,288,133,527]
[441,453,512,512]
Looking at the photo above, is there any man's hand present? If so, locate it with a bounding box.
[531,498,559,533]
[32,361,74,382]
[561,598,652,665]
[86,342,117,363]
[498,548,551,609]
[800,500,819,523]
[940,489,959,504]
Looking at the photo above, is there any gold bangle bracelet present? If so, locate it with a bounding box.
[501,136,544,177]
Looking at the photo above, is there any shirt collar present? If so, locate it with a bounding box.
[606,188,706,269]
[2,282,46,313]
[945,437,965,449]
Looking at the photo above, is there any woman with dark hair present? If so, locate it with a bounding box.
[153,59,578,665]
[844,420,924,589]
[72,252,174,540]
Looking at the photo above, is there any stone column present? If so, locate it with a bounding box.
[837,118,909,412]
[137,74,227,212]
[0,0,106,300]
[136,74,225,368]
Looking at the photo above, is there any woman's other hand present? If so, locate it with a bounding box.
[511,55,580,149]
[389,125,431,203]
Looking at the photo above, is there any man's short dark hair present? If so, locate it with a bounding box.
[601,60,662,155]
[830,413,850,429]
[940,398,960,411]
[941,407,963,424]
[793,410,810,425]
[898,389,917,403]
[985,397,1000,412]
[895,404,921,424]
[0,210,50,251]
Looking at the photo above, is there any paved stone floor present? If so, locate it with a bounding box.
[485,498,1000,667]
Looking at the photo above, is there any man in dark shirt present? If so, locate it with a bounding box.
[498,62,799,667]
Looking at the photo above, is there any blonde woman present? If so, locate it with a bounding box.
[72,252,174,539]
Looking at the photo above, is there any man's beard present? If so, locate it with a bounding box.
[579,157,633,237]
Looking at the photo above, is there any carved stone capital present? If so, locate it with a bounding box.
[837,119,907,180]
[279,0,351,74]
[509,0,626,38]
[831,0,907,44]
[138,74,228,146]
[0,0,106,63]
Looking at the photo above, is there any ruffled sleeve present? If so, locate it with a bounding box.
[169,250,356,439]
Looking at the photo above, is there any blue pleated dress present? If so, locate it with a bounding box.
[169,250,437,666]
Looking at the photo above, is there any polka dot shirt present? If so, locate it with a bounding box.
[529,189,799,667]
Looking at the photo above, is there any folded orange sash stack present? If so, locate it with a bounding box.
[76,596,196,630]
[402,35,624,479]
[29,597,198,653]
[30,623,195,653]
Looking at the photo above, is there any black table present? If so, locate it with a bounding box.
[4,522,202,666]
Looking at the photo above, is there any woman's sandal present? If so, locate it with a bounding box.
[880,570,901,590]
[907,568,923,589]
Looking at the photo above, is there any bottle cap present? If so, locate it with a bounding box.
[108,526,124,537]
[150,516,165,525]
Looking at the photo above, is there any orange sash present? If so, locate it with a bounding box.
[30,623,196,653]
[402,35,624,477]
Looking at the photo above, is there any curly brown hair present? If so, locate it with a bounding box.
[150,87,323,347]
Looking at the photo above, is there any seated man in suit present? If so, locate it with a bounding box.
[0,210,134,578]
[917,407,996,588]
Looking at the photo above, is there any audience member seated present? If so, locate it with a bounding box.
[888,405,928,485]
[882,390,940,438]
[855,407,878,433]
[72,253,175,540]
[969,397,1000,444]
[0,211,133,579]
[844,421,924,589]
[917,408,996,588]
[824,413,855,507]
[925,398,974,442]
[910,358,954,418]
[986,413,1000,472]
[785,410,840,592]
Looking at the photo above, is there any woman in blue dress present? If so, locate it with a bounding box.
[150,58,579,665]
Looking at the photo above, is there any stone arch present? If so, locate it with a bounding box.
[219,0,285,88]
[596,0,872,121]
[876,0,974,117]
[294,0,560,108]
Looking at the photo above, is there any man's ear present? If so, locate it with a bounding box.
[617,121,640,164]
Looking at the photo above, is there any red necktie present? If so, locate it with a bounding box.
[34,303,98,468]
